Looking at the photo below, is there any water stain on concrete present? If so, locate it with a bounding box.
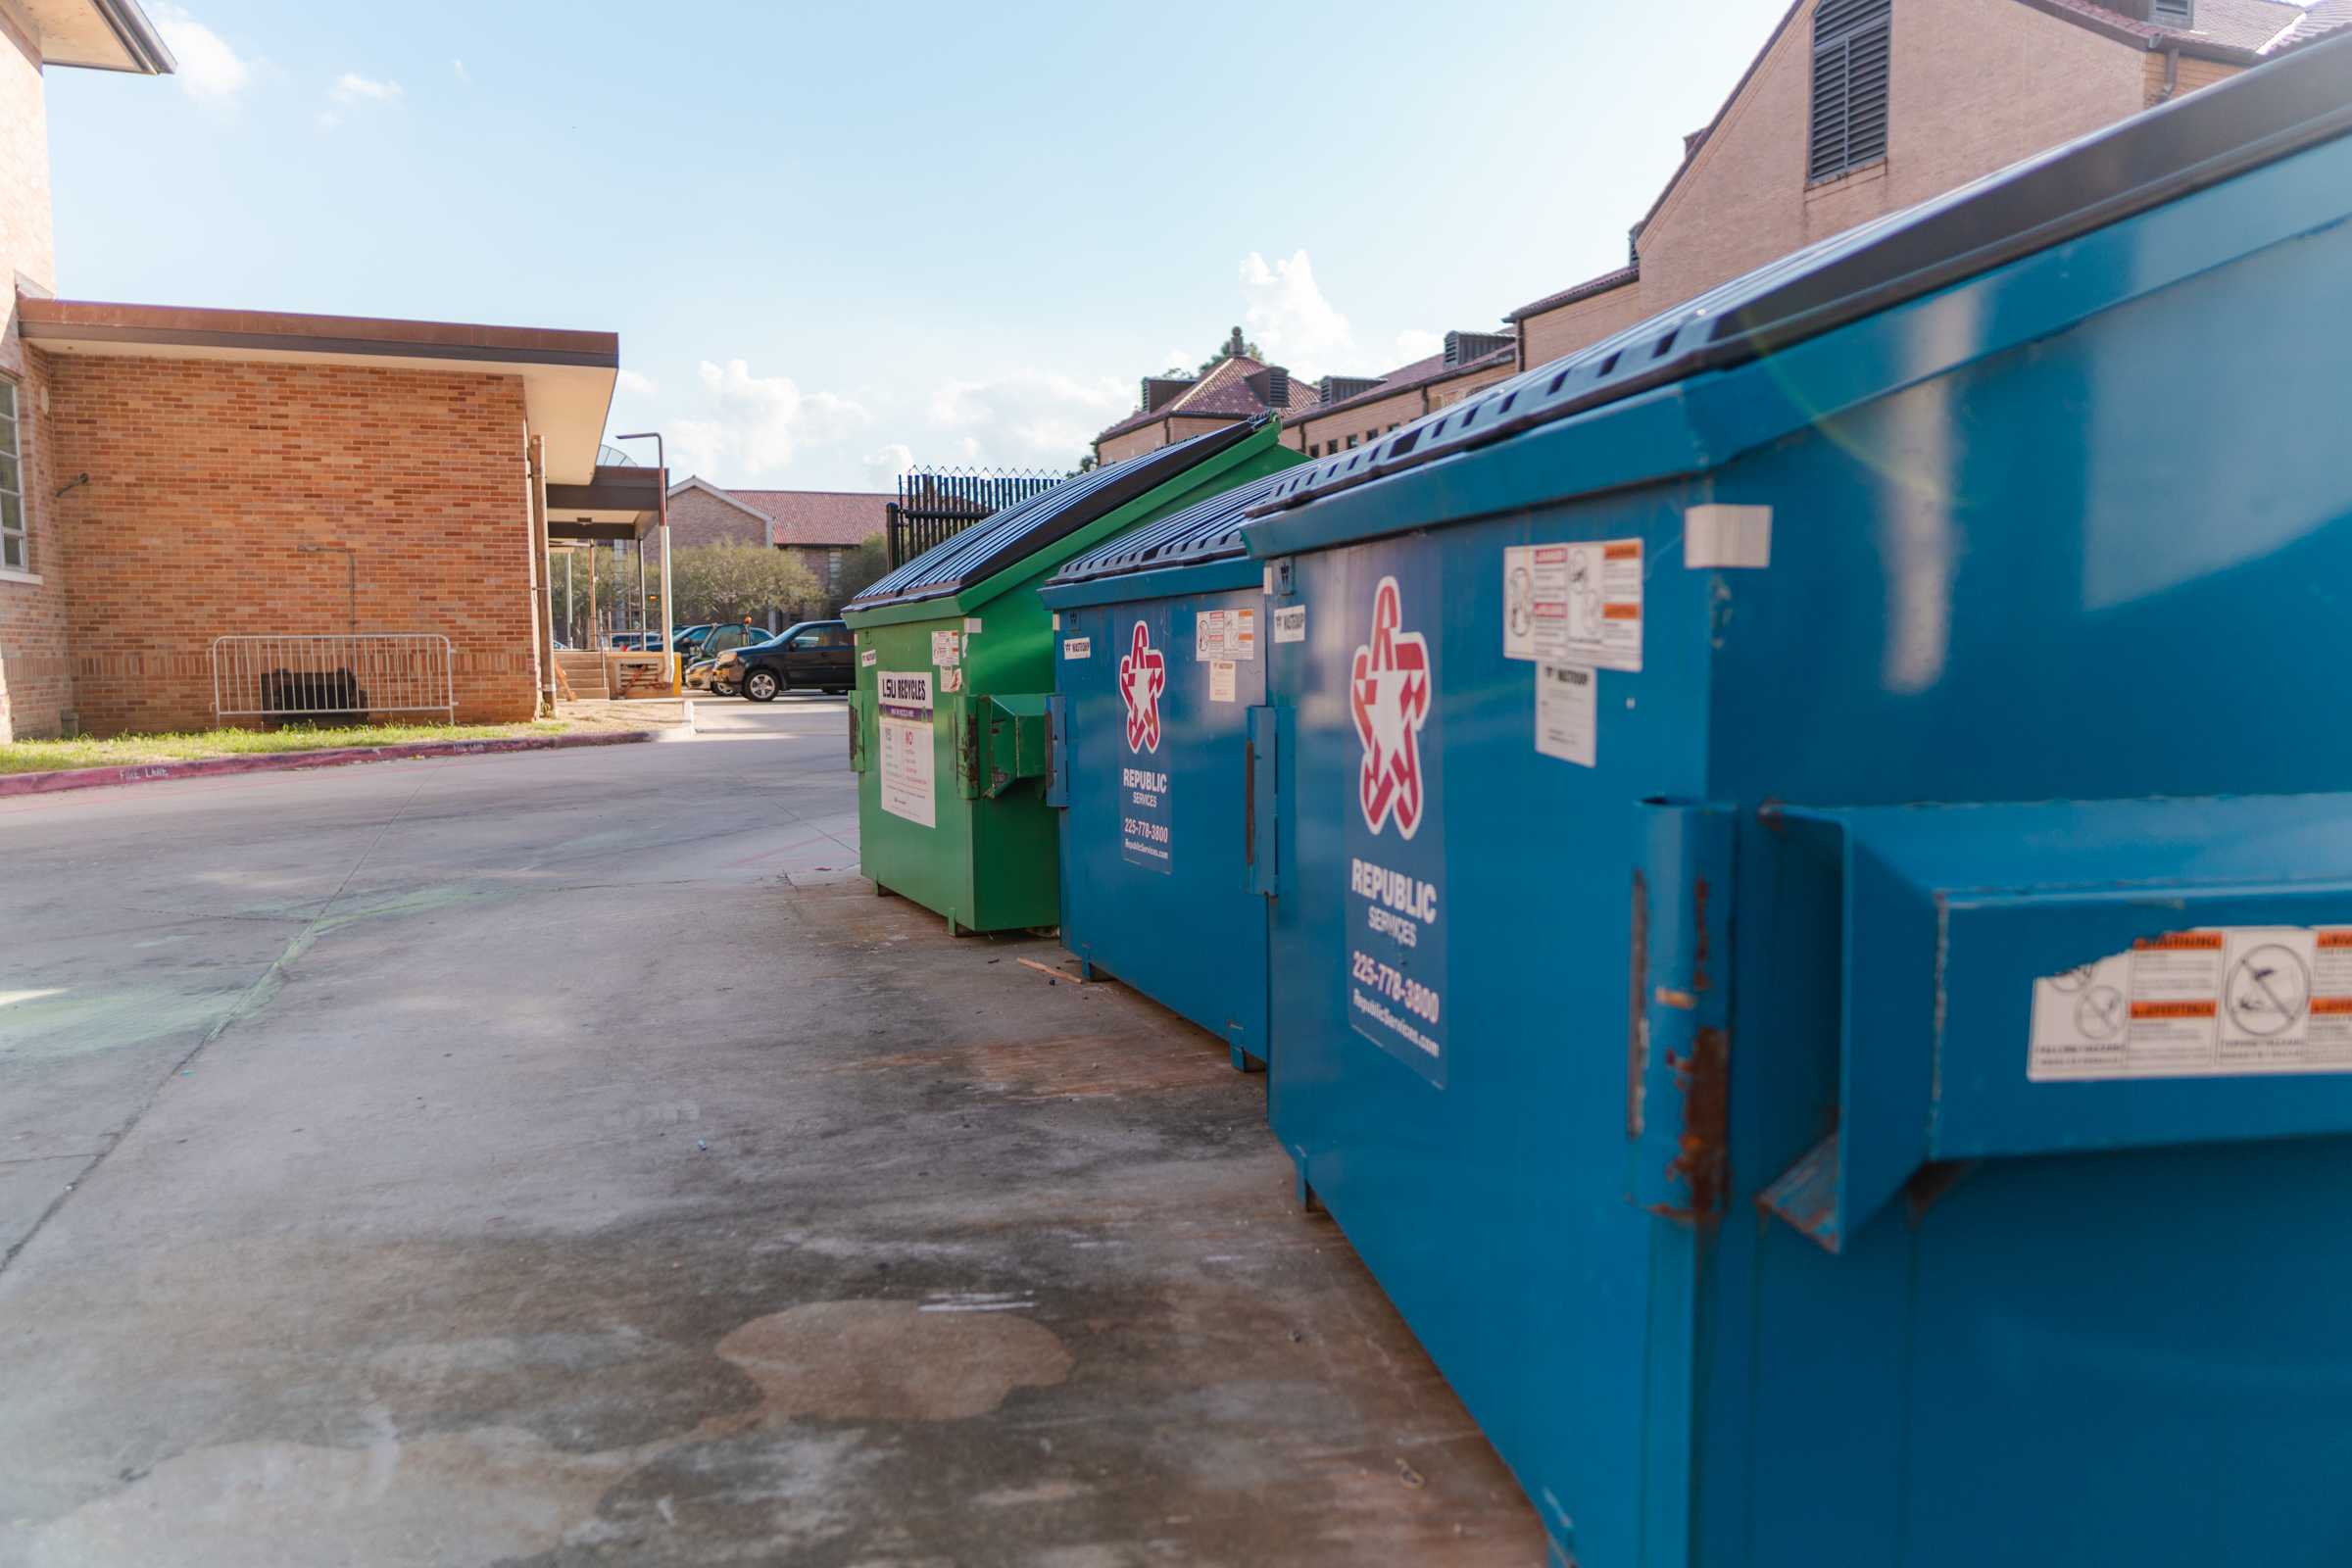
[712,1299,1074,1423]
[26,1425,630,1568]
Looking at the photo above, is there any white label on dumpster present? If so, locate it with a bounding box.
[1194,607,1259,662]
[2029,926,2352,1081]
[1503,539,1642,670]
[1209,661,1238,703]
[1063,637,1091,660]
[1273,605,1306,643]
[860,648,877,668]
[876,671,936,828]
[963,616,983,635]
[931,629,960,667]
[1534,662,1596,766]
[941,666,964,694]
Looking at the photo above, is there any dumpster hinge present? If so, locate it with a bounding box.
[1045,693,1068,808]
[1628,802,1736,1224]
[1247,705,1280,897]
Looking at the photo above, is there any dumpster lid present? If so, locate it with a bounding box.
[847,419,1266,611]
[1048,467,1296,585]
[1250,33,2352,516]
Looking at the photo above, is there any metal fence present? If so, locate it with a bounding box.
[887,467,1063,566]
[211,634,456,726]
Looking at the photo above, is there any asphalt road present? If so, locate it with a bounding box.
[0,697,1540,1566]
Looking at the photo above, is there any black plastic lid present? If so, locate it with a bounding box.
[1253,32,2352,514]
[1048,467,1296,585]
[848,419,1265,610]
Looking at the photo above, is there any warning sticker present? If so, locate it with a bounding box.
[1063,637,1091,660]
[1535,663,1595,766]
[941,666,964,694]
[876,671,936,828]
[1195,608,1257,662]
[859,648,877,668]
[1273,606,1306,644]
[930,630,960,668]
[1503,539,1642,671]
[1209,661,1238,703]
[963,616,983,635]
[2029,927,2352,1081]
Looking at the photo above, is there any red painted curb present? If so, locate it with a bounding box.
[0,728,662,800]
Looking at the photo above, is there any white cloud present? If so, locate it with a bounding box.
[614,368,659,399]
[664,359,871,479]
[861,444,915,485]
[148,5,250,103]
[1393,328,1445,363]
[1239,250,1356,379]
[319,72,403,127]
[453,58,471,83]
[925,368,1127,468]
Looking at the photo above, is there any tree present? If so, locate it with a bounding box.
[670,542,824,626]
[833,534,892,605]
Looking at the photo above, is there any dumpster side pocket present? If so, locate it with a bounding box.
[1756,794,2352,1253]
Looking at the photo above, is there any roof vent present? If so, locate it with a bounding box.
[1244,366,1292,410]
[1141,374,1194,414]
[1444,330,1515,367]
[1317,374,1384,405]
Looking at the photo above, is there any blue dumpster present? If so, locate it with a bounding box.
[1039,468,1296,1070]
[1243,39,2352,1568]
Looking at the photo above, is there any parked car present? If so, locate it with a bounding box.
[684,657,738,698]
[723,619,854,702]
[670,623,713,658]
[696,621,770,662]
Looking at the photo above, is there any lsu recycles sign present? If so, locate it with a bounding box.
[1343,568,1447,1083]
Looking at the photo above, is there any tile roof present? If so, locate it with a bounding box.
[2024,0,2328,54]
[1507,264,1642,324]
[2262,0,2352,49]
[1288,345,1518,430]
[1094,354,1320,443]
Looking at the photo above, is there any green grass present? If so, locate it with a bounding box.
[0,719,578,776]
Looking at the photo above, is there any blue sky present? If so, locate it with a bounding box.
[49,0,1788,490]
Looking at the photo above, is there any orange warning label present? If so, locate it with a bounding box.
[1602,542,1641,562]
[2130,999,2217,1020]
[1601,603,1641,621]
[2133,932,2225,952]
[2320,931,2352,950]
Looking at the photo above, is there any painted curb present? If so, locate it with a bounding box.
[0,728,663,800]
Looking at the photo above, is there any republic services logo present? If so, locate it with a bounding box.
[1119,619,1166,753]
[1350,575,1431,838]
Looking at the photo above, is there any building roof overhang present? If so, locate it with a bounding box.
[22,0,174,74]
[548,465,666,540]
[18,296,622,484]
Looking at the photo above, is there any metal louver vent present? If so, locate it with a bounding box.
[1810,0,1892,183]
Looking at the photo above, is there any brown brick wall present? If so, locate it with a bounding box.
[41,355,538,736]
[1291,361,1516,456]
[665,485,769,549]
[1096,415,1253,466]
[1518,277,1649,369]
[2151,53,2244,104]
[0,25,64,741]
[1637,0,2147,316]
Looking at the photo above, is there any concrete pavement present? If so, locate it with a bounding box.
[0,700,1542,1566]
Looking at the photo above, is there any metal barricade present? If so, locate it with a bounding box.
[210,634,456,726]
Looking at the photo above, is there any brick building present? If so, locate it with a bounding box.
[0,2,644,740]
[1276,331,1518,459]
[1093,340,1317,466]
[1509,0,2352,368]
[663,477,891,611]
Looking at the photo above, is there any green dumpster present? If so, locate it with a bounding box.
[844,416,1301,934]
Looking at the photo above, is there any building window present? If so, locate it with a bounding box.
[0,379,24,572]
[1809,0,1891,183]
[2151,0,2193,22]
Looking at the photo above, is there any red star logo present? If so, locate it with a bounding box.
[1351,575,1431,838]
[1119,619,1166,753]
